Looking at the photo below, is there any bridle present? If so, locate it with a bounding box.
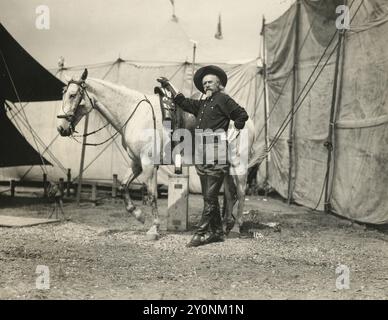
[58,79,95,133]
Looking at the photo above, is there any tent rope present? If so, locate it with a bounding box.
[262,0,363,210]
[267,0,362,154]
[0,48,49,176]
[254,0,325,144]
[168,62,186,81]
[7,102,67,175]
[18,133,67,181]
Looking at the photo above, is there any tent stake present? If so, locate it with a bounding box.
[66,168,71,197]
[43,173,48,198]
[59,178,64,198]
[112,174,118,198]
[10,180,15,197]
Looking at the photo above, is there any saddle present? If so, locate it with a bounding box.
[154,86,177,125]
[154,85,181,164]
[154,86,197,166]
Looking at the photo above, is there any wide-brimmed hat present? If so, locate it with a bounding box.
[193,65,228,93]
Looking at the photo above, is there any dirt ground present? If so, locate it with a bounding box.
[0,190,387,300]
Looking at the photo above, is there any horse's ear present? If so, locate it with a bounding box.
[81,69,88,81]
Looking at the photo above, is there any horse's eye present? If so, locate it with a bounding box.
[69,94,76,99]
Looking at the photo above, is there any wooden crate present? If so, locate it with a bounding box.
[167,174,189,231]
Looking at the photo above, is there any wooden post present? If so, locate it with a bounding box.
[59,178,65,198]
[76,114,89,205]
[261,16,269,198]
[10,180,15,197]
[66,168,71,197]
[43,173,48,198]
[91,182,97,206]
[112,174,118,198]
[324,26,345,213]
[287,0,301,205]
[190,41,197,96]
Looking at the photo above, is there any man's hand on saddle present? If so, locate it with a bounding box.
[157,77,171,88]
[157,77,178,97]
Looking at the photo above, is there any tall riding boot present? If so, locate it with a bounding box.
[187,201,213,247]
[205,174,225,243]
[210,206,224,236]
[187,175,211,247]
[197,174,211,236]
[193,174,208,229]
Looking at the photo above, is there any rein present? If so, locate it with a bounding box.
[71,89,110,139]
[82,96,155,147]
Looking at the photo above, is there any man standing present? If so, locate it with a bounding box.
[158,65,249,247]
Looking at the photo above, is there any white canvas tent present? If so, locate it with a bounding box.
[263,0,388,224]
[0,58,265,193]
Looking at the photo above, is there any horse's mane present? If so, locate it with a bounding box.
[85,77,148,107]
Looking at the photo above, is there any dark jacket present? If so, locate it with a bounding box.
[174,91,249,132]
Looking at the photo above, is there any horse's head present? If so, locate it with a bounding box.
[57,69,93,136]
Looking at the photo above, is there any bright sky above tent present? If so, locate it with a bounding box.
[0,0,293,68]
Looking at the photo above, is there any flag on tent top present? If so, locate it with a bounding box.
[170,0,178,22]
[215,14,223,40]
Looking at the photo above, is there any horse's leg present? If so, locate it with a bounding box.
[142,164,160,239]
[223,175,238,235]
[123,163,145,223]
[230,173,248,234]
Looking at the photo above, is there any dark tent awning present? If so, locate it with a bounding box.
[0,105,52,167]
[0,23,63,168]
[0,23,64,102]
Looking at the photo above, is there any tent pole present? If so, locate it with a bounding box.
[76,113,90,205]
[252,63,259,192]
[184,41,197,177]
[287,0,301,205]
[261,15,269,198]
[190,42,197,96]
[324,28,345,213]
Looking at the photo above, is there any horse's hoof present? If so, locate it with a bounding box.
[229,224,241,236]
[224,219,235,235]
[133,208,145,224]
[125,204,135,213]
[153,218,161,227]
[146,225,160,241]
[124,197,135,213]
